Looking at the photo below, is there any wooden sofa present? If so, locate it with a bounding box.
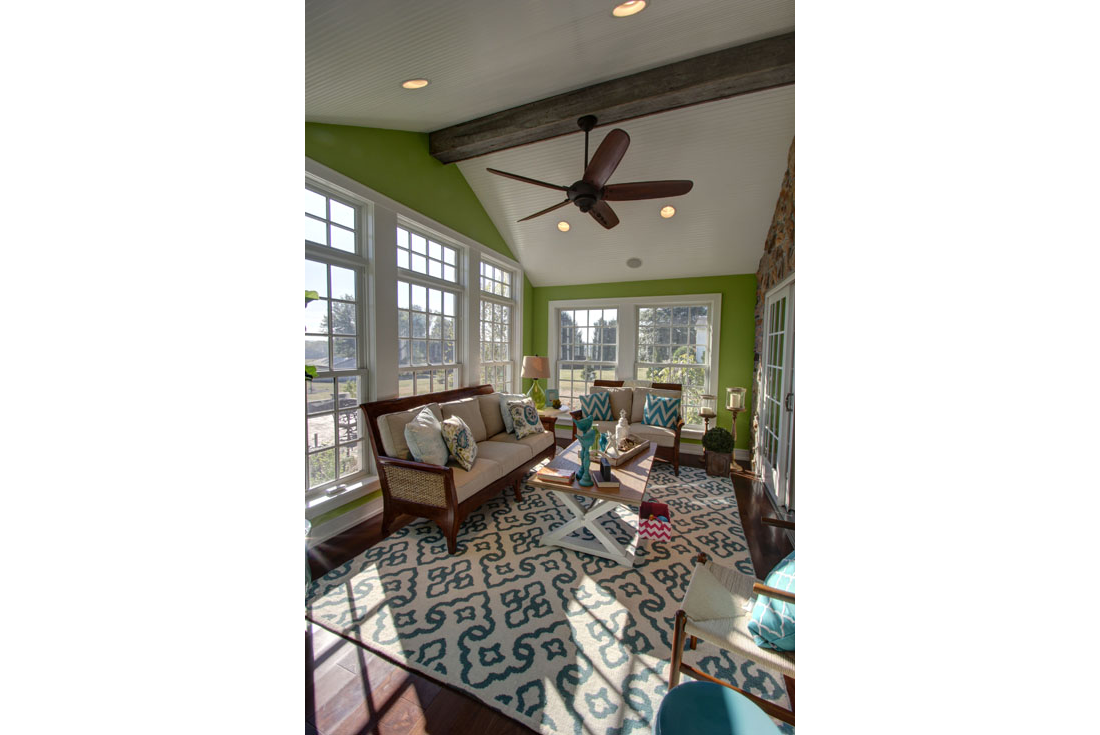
[362,384,556,554]
[570,380,685,475]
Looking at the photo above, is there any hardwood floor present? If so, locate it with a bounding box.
[306,442,793,734]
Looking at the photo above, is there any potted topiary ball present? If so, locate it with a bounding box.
[702,426,734,477]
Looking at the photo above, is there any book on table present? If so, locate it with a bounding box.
[592,473,620,490]
[537,468,575,485]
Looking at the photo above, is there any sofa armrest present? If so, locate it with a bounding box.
[377,456,455,509]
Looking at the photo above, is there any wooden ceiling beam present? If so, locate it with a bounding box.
[428,32,794,164]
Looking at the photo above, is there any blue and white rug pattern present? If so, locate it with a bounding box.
[306,463,793,734]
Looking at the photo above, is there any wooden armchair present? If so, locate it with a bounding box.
[669,550,795,726]
[569,380,685,475]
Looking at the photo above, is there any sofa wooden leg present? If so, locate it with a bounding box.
[689,635,697,650]
[513,477,522,501]
[381,504,394,535]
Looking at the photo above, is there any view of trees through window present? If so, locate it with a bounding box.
[557,308,618,404]
[397,279,459,396]
[636,305,711,425]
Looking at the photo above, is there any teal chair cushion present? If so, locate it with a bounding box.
[748,549,795,651]
[657,681,780,735]
[642,393,681,428]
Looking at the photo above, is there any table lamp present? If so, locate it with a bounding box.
[522,355,550,409]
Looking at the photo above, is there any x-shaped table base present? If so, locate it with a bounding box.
[541,490,641,567]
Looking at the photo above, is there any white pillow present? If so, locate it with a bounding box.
[403,406,449,466]
[497,392,527,434]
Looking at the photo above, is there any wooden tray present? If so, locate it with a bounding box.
[599,436,651,467]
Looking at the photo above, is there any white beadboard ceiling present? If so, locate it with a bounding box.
[305,0,795,285]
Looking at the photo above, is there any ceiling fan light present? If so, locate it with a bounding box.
[557,221,571,232]
[612,1,647,18]
[401,78,430,89]
[660,205,676,218]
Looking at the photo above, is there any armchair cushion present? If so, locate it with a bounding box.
[497,392,527,434]
[643,393,682,429]
[487,429,554,459]
[579,392,613,421]
[592,386,633,421]
[629,422,677,447]
[402,406,449,466]
[748,550,796,651]
[508,399,544,439]
[440,415,478,470]
[451,457,503,502]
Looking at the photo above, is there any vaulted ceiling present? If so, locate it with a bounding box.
[306,0,795,286]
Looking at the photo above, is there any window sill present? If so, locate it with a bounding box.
[305,475,380,521]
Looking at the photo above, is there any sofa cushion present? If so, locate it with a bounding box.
[440,415,478,470]
[378,403,443,458]
[497,392,527,434]
[629,422,677,447]
[578,392,613,421]
[631,387,682,423]
[488,430,555,459]
[402,406,449,466]
[508,399,544,439]
[478,393,506,437]
[451,457,504,503]
[475,440,530,472]
[593,386,633,422]
[643,393,682,428]
[440,396,488,442]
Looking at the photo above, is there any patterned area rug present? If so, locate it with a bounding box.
[306,463,793,734]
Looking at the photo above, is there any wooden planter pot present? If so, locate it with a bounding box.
[705,450,732,477]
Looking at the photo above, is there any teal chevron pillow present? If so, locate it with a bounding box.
[508,399,544,439]
[748,549,795,651]
[642,393,680,428]
[440,415,478,471]
[403,406,449,466]
[579,392,613,421]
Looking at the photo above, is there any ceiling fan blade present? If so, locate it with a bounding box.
[588,200,620,230]
[517,199,571,222]
[582,129,630,189]
[487,168,569,192]
[603,180,694,201]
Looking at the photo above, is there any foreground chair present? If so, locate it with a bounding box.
[669,551,795,726]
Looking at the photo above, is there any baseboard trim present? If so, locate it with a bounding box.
[307,495,384,548]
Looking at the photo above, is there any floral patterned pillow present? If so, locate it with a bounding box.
[440,415,478,470]
[507,399,544,439]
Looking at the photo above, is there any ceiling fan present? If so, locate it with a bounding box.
[486,115,693,230]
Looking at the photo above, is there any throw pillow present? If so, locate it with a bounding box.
[440,415,478,471]
[642,393,681,428]
[497,392,527,434]
[747,549,795,651]
[579,392,613,421]
[402,406,449,466]
[507,399,544,439]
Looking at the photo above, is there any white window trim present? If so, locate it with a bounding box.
[477,252,518,392]
[305,157,526,518]
[547,293,722,430]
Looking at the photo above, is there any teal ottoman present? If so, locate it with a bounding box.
[656,681,781,735]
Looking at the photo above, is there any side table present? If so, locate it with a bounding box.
[537,405,570,434]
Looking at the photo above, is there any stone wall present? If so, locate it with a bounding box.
[751,138,794,472]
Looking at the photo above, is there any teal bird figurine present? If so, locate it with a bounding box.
[575,416,597,487]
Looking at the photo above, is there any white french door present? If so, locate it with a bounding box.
[759,278,794,510]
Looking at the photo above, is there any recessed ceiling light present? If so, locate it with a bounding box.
[612,1,647,18]
[557,221,571,232]
[401,78,430,89]
[626,257,643,268]
[660,205,676,218]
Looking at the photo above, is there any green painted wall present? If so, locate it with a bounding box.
[305,123,516,262]
[530,274,757,449]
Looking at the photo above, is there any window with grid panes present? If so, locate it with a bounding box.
[479,261,512,298]
[304,185,370,495]
[397,226,458,283]
[556,308,617,405]
[396,280,460,396]
[636,305,712,426]
[479,300,513,391]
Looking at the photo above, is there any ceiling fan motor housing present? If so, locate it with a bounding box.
[568,180,600,212]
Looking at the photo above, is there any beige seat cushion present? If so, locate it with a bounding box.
[591,386,633,422]
[488,429,554,459]
[440,396,488,442]
[378,403,443,458]
[478,394,506,437]
[593,420,617,435]
[475,440,530,473]
[629,422,677,447]
[630,387,683,424]
[450,457,503,503]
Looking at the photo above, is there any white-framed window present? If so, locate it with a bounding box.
[480,261,512,298]
[396,279,460,396]
[556,308,618,404]
[636,304,713,425]
[547,294,720,429]
[397,225,458,283]
[479,259,515,391]
[305,184,371,497]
